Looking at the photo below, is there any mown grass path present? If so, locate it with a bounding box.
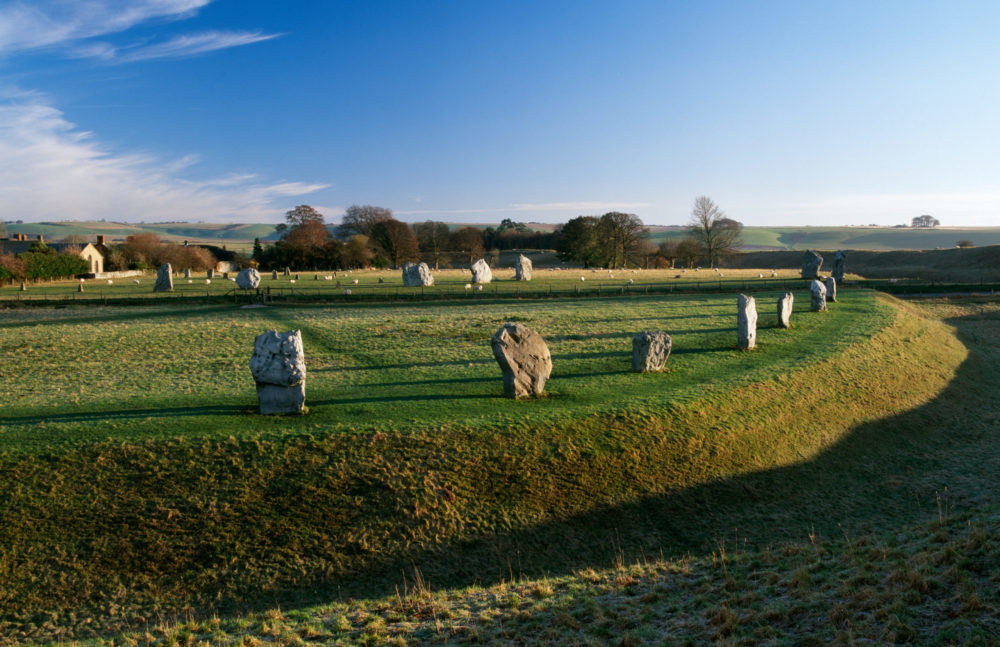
[0,291,983,644]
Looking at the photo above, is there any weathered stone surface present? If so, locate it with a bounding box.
[491,323,552,398]
[801,250,823,279]
[737,294,757,350]
[207,268,214,278]
[184,268,191,278]
[19,281,25,291]
[514,254,533,281]
[825,276,837,302]
[154,263,173,292]
[632,331,671,372]
[402,262,434,286]
[777,292,794,329]
[249,330,306,414]
[272,270,278,280]
[811,279,827,311]
[236,268,261,289]
[470,258,493,284]
[283,267,291,276]
[833,250,846,283]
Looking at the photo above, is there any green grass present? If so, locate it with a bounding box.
[0,267,819,304]
[0,291,987,644]
[0,289,885,449]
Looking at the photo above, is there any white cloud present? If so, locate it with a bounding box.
[0,0,211,54]
[395,201,651,219]
[509,201,650,213]
[76,30,281,63]
[0,93,326,222]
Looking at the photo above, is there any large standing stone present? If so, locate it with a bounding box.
[801,250,823,279]
[632,331,671,372]
[184,268,191,278]
[832,250,846,283]
[470,258,493,284]
[272,270,278,280]
[283,267,291,277]
[491,323,552,398]
[154,263,173,292]
[737,294,757,350]
[249,330,306,415]
[825,276,837,302]
[402,262,434,286]
[236,268,261,289]
[811,279,827,311]
[514,254,533,281]
[777,292,794,329]
[207,268,215,279]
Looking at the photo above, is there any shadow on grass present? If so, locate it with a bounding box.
[275,306,1000,606]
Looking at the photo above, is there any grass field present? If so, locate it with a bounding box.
[2,284,989,644]
[0,267,829,304]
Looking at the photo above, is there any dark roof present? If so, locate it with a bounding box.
[197,244,239,261]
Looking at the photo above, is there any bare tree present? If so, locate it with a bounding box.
[597,212,647,268]
[412,221,451,269]
[339,205,394,238]
[912,214,940,228]
[688,196,742,266]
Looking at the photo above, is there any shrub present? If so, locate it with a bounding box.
[21,251,89,280]
[0,254,26,284]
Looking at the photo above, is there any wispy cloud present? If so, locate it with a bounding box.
[509,201,650,212]
[396,201,651,218]
[0,0,210,54]
[75,30,281,63]
[0,92,326,222]
[764,192,1000,226]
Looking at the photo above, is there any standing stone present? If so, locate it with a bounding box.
[632,331,672,372]
[272,270,278,280]
[811,279,827,311]
[283,267,291,277]
[825,276,837,302]
[777,292,794,329]
[78,283,84,293]
[154,263,173,292]
[491,323,552,398]
[833,250,846,283]
[184,268,191,278]
[737,294,757,350]
[801,250,823,279]
[402,262,434,286]
[207,268,215,279]
[236,268,261,289]
[249,330,306,415]
[514,254,533,281]
[19,281,25,291]
[470,258,493,284]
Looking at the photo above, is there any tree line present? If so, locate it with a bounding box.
[254,196,743,271]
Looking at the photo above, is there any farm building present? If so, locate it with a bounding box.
[0,234,105,274]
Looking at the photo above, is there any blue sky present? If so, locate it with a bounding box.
[2,0,999,226]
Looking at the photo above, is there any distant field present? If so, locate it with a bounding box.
[646,225,1000,251]
[7,221,1000,252]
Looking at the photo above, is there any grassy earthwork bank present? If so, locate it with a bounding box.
[0,290,997,644]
